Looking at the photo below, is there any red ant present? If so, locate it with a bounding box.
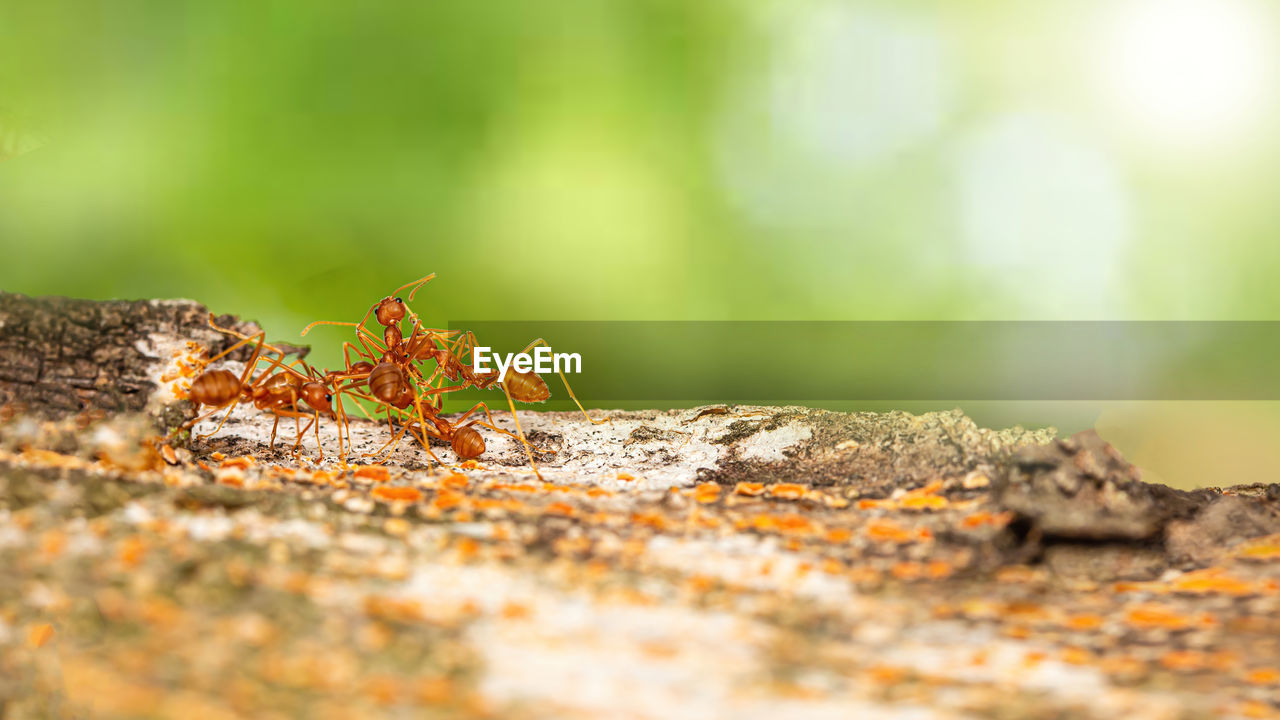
[419,330,609,475]
[182,317,343,461]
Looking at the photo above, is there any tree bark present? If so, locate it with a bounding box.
[2,293,1280,719]
[0,292,269,416]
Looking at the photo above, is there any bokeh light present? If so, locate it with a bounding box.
[1094,0,1279,149]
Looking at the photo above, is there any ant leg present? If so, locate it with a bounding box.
[518,338,608,425]
[196,390,254,442]
[313,411,324,462]
[292,419,316,458]
[497,384,543,480]
[342,340,377,366]
[200,329,266,369]
[207,314,296,359]
[269,413,281,450]
[177,405,227,435]
[452,401,524,443]
[363,421,413,462]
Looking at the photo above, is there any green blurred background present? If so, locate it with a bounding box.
[3,0,1280,487]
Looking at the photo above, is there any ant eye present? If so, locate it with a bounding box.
[395,298,404,304]
[325,394,333,402]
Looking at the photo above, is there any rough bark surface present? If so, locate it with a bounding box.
[2,294,1280,720]
[0,292,265,417]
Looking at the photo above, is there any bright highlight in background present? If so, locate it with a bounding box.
[1096,0,1277,148]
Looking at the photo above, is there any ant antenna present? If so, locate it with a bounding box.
[300,319,386,349]
[396,273,437,302]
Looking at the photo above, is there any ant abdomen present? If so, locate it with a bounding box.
[368,362,407,405]
[451,426,485,459]
[190,369,242,408]
[504,370,551,404]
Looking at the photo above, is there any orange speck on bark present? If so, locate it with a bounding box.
[458,460,483,470]
[545,501,576,517]
[353,465,390,482]
[693,482,722,503]
[26,623,55,649]
[825,528,853,543]
[768,483,807,500]
[900,494,948,511]
[372,486,423,503]
[442,473,469,489]
[501,602,532,619]
[961,511,1014,529]
[1003,625,1031,640]
[857,498,896,510]
[1111,580,1165,594]
[865,519,913,543]
[1023,651,1048,667]
[1064,613,1104,631]
[454,537,480,558]
[39,530,66,558]
[1245,668,1280,685]
[363,594,427,622]
[631,511,667,530]
[433,489,464,511]
[734,482,765,496]
[1238,537,1280,561]
[363,675,401,706]
[776,514,814,535]
[416,676,454,705]
[994,566,1043,584]
[1240,701,1272,719]
[867,664,908,685]
[210,452,226,461]
[687,574,715,593]
[891,562,923,580]
[493,482,538,493]
[1159,650,1206,673]
[1060,647,1092,665]
[1125,604,1189,630]
[1171,568,1257,596]
[616,472,635,481]
[118,536,147,568]
[217,472,244,487]
[821,558,845,575]
[219,456,254,470]
[926,561,953,579]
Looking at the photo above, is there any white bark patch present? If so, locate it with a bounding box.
[737,424,813,462]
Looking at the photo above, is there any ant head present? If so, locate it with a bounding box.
[300,381,335,416]
[374,296,407,326]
